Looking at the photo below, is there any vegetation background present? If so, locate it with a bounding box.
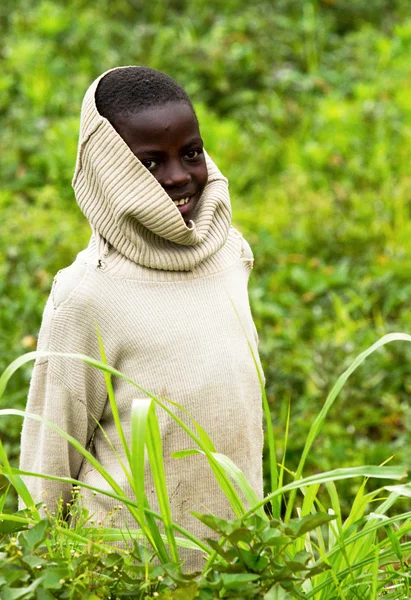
[1,0,411,512]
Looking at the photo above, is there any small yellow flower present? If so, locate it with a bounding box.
[21,335,37,349]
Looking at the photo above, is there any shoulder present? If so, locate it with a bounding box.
[229,227,254,271]
[52,253,88,309]
[240,236,254,262]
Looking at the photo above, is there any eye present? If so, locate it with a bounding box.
[140,159,158,171]
[184,148,203,160]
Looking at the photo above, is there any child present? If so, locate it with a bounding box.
[19,66,264,568]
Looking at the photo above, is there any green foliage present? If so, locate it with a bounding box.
[0,508,333,600]
[0,339,411,597]
[2,489,410,598]
[3,0,411,596]
[194,512,333,598]
[1,0,411,515]
[0,512,175,599]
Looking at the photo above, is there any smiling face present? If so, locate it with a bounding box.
[113,102,208,223]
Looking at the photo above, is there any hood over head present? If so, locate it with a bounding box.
[72,67,232,272]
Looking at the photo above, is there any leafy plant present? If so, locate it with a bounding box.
[0,333,410,597]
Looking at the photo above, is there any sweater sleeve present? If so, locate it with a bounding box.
[19,363,90,511]
[19,263,109,513]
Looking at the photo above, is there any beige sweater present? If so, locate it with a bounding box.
[19,69,264,569]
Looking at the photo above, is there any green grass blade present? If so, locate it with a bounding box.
[130,398,152,526]
[294,484,320,554]
[145,402,179,565]
[342,478,369,532]
[129,399,171,564]
[11,466,210,554]
[244,465,406,519]
[150,397,245,518]
[130,397,171,564]
[0,484,10,513]
[173,448,265,519]
[228,296,279,517]
[286,332,411,521]
[0,408,150,534]
[278,396,291,493]
[96,328,132,465]
[0,437,39,519]
[0,350,245,518]
[2,406,171,563]
[91,418,134,490]
[158,394,216,452]
[92,527,205,551]
[172,450,202,459]
[386,483,411,498]
[212,452,267,519]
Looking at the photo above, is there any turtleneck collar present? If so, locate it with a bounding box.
[72,67,232,272]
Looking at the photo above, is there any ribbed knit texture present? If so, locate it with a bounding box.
[19,67,264,572]
[72,67,233,272]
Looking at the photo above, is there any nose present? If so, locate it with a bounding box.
[162,159,191,188]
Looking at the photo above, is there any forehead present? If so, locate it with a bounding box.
[114,102,202,150]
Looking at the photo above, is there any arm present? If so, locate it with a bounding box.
[19,262,108,513]
[19,363,91,511]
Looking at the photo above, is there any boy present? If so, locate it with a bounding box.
[19,66,264,569]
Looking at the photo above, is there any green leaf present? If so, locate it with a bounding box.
[285,513,336,537]
[22,518,49,551]
[264,584,294,600]
[260,527,288,547]
[384,524,403,562]
[169,582,198,599]
[306,562,331,577]
[22,554,46,569]
[146,402,178,564]
[286,332,411,521]
[220,572,260,589]
[0,511,31,534]
[193,513,241,536]
[42,567,69,590]
[227,527,254,544]
[35,590,55,600]
[245,466,406,520]
[205,538,236,561]
[212,453,267,520]
[229,296,279,518]
[239,549,269,572]
[171,450,203,459]
[130,398,152,524]
[0,566,27,588]
[2,577,43,600]
[284,549,311,572]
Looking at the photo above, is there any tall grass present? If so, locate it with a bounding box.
[0,333,410,597]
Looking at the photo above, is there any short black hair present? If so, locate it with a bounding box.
[95,66,194,125]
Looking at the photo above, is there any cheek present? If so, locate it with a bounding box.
[194,164,208,193]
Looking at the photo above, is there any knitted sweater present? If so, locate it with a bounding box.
[19,68,264,569]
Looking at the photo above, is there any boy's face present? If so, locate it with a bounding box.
[114,102,208,223]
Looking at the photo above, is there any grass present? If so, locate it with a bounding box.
[2,0,411,515]
[0,331,410,597]
[1,2,411,596]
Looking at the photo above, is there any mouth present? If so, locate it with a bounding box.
[171,194,196,216]
[172,196,191,207]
